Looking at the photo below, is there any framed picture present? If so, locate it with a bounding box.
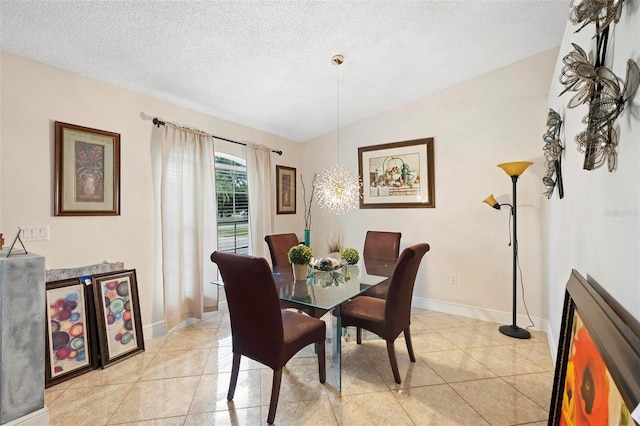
[358,138,435,209]
[549,269,640,425]
[92,269,144,367]
[54,121,121,216]
[45,277,99,387]
[276,165,296,214]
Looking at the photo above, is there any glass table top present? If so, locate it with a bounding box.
[272,259,393,311]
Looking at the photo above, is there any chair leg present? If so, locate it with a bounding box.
[404,327,416,362]
[356,327,362,344]
[386,340,401,384]
[227,352,241,400]
[316,340,326,383]
[267,368,283,424]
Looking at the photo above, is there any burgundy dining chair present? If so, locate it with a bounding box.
[362,230,402,299]
[264,233,301,269]
[340,243,429,384]
[210,251,326,424]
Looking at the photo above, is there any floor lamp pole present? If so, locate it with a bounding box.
[499,175,531,339]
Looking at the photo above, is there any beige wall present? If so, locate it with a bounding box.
[7,45,609,341]
[0,52,303,329]
[304,49,559,330]
[546,9,640,352]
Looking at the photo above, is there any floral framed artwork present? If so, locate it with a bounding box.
[276,165,296,214]
[358,138,435,209]
[45,277,99,387]
[92,269,144,367]
[54,121,120,216]
[549,269,640,425]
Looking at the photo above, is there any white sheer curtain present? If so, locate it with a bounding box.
[159,124,218,328]
[246,143,274,258]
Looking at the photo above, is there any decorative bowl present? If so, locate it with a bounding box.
[309,257,346,272]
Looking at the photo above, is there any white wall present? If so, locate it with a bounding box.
[304,49,559,330]
[0,52,304,329]
[546,9,640,353]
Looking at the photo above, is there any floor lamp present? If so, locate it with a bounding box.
[483,161,532,339]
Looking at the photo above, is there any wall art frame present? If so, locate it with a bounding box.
[276,165,296,214]
[45,277,99,388]
[549,269,640,425]
[92,269,144,367]
[358,137,435,209]
[54,121,121,216]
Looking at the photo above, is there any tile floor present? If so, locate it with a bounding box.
[45,307,555,425]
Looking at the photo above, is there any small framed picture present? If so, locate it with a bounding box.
[54,121,121,216]
[92,270,144,367]
[276,165,296,214]
[358,138,435,208]
[45,278,99,387]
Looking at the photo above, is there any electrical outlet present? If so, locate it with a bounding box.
[449,273,457,284]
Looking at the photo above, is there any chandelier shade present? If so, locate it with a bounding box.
[316,164,361,215]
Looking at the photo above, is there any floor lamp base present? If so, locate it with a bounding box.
[499,324,531,339]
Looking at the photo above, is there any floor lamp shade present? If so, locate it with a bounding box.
[497,161,533,177]
[485,161,533,339]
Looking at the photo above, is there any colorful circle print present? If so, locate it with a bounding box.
[103,281,135,348]
[49,290,86,374]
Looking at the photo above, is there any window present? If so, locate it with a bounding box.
[215,154,249,254]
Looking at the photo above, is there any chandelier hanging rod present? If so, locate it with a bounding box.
[152,117,283,155]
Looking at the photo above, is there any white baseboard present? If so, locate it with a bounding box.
[411,296,548,332]
[142,301,229,342]
[4,407,49,426]
[546,322,559,364]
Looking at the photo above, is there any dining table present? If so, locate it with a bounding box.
[270,257,395,391]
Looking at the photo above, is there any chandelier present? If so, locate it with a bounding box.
[315,54,362,215]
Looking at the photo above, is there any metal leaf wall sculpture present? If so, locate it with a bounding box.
[559,0,639,172]
[543,109,564,199]
[568,0,623,35]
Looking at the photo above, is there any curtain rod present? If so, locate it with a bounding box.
[152,118,283,155]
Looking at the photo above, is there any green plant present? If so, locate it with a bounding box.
[287,244,312,265]
[340,248,360,265]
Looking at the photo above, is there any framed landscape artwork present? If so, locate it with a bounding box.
[54,121,121,216]
[92,269,144,367]
[358,138,435,209]
[549,269,640,425]
[276,165,296,214]
[45,277,98,387]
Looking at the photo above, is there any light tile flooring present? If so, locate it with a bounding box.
[45,307,555,425]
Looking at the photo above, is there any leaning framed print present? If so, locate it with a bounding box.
[549,269,640,425]
[54,121,121,216]
[276,165,296,214]
[45,277,99,387]
[358,137,435,208]
[92,269,144,367]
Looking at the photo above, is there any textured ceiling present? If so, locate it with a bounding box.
[0,1,569,142]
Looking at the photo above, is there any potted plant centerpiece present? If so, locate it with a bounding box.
[340,247,360,279]
[287,244,312,281]
[340,248,360,265]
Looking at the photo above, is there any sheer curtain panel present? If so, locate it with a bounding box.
[246,144,274,258]
[160,125,218,328]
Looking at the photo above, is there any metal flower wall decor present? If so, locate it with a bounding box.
[559,0,639,172]
[543,109,564,199]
